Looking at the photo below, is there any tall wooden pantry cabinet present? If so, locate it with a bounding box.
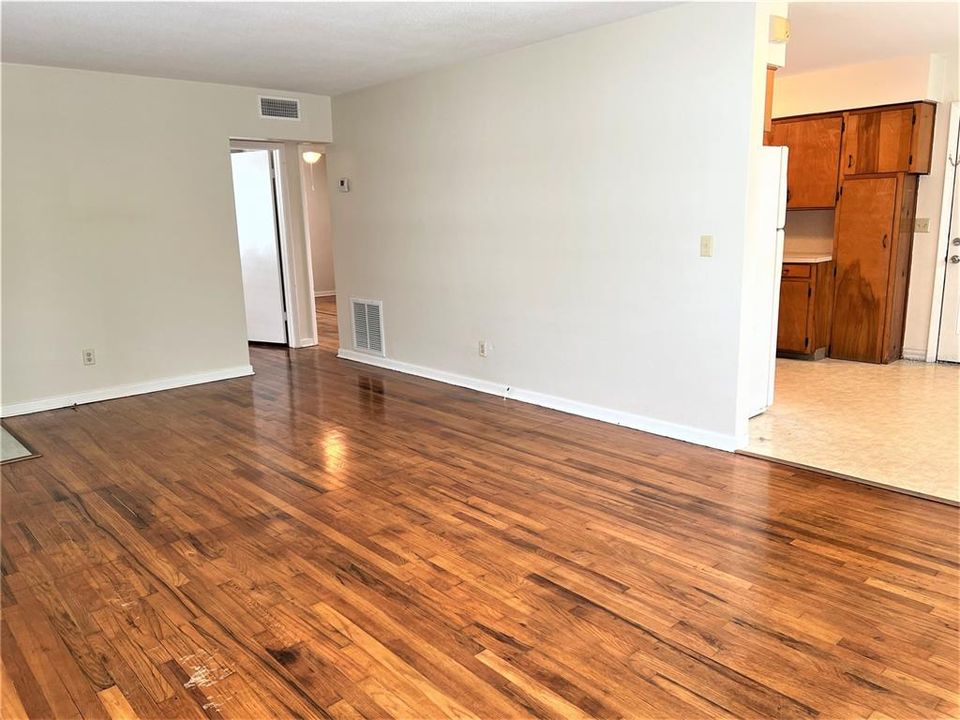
[831,173,918,363]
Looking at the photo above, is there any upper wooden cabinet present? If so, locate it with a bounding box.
[770,115,843,209]
[842,102,936,176]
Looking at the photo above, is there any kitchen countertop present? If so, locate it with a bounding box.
[783,254,832,264]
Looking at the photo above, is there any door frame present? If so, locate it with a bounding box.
[230,139,317,349]
[925,101,960,361]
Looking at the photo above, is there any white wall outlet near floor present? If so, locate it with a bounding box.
[914,217,930,233]
[478,340,490,358]
[699,235,714,257]
[82,348,96,366]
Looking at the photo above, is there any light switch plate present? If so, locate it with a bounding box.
[700,235,714,257]
[914,217,930,233]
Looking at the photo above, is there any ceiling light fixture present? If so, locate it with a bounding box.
[302,149,323,191]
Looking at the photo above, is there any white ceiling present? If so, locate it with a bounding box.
[782,2,959,76]
[0,1,669,96]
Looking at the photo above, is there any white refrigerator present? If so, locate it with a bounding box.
[745,145,788,418]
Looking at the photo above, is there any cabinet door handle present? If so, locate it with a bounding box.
[847,154,853,168]
[786,188,792,203]
[882,233,888,249]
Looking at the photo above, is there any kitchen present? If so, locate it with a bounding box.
[745,35,958,504]
[771,101,934,364]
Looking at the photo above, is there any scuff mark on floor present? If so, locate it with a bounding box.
[179,650,232,689]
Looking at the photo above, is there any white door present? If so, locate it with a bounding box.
[938,130,960,362]
[231,150,287,344]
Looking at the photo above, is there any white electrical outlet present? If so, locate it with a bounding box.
[700,235,714,257]
[478,340,489,358]
[914,217,930,233]
[82,348,96,366]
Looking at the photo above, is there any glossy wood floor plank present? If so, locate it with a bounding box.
[1,299,957,718]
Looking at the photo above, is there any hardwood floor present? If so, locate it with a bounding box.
[2,301,958,718]
[315,295,339,353]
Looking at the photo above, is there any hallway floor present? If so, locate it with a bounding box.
[315,295,339,353]
[746,358,959,504]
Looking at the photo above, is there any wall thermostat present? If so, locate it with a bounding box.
[338,178,351,193]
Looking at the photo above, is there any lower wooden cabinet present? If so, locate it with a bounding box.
[831,173,918,363]
[777,261,834,359]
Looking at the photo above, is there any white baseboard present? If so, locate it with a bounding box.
[337,349,740,451]
[314,290,336,298]
[1,365,255,417]
[901,348,929,362]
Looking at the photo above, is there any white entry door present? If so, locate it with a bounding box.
[231,150,287,344]
[938,129,960,362]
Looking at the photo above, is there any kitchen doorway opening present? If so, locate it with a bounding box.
[742,65,959,505]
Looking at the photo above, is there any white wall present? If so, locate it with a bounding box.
[300,152,336,295]
[329,3,767,450]
[774,53,959,359]
[784,210,835,256]
[773,55,940,117]
[1,64,332,414]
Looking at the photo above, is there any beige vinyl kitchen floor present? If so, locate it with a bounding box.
[746,358,959,504]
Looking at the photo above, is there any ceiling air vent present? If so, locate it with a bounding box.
[259,96,300,120]
[351,299,384,356]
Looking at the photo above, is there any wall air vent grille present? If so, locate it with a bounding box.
[259,96,300,120]
[351,299,384,356]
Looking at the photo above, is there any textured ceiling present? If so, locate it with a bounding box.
[782,2,958,76]
[1,1,670,96]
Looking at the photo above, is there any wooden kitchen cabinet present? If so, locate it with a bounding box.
[777,261,834,359]
[763,65,776,145]
[777,278,812,354]
[831,173,919,363]
[770,101,934,365]
[842,102,935,176]
[770,115,843,209]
